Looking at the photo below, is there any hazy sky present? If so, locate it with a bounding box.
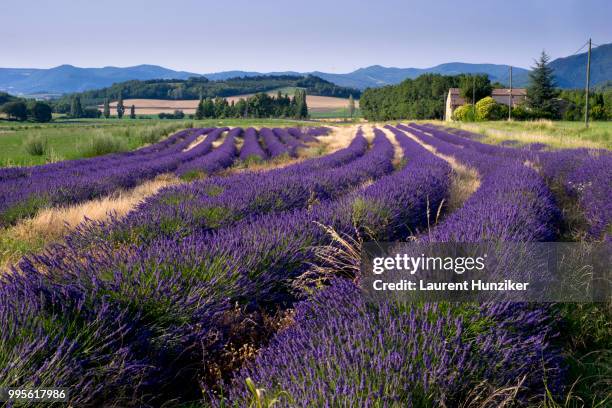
[1,0,610,73]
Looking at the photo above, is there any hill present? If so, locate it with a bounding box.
[53,75,361,109]
[1,43,609,94]
[0,64,200,95]
[549,43,612,88]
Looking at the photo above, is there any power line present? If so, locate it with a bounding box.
[569,41,589,56]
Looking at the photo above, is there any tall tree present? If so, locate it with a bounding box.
[103,98,110,118]
[70,96,83,118]
[1,101,28,121]
[300,89,309,118]
[527,51,559,119]
[195,96,205,120]
[348,94,355,118]
[203,98,215,118]
[130,104,136,119]
[459,74,492,104]
[213,97,227,118]
[294,89,308,119]
[116,94,125,119]
[30,101,53,122]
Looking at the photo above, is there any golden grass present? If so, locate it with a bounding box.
[316,125,359,152]
[0,174,180,271]
[427,120,609,150]
[400,125,480,212]
[183,134,206,151]
[212,131,227,148]
[376,125,404,166]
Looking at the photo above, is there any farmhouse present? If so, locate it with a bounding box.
[445,88,527,120]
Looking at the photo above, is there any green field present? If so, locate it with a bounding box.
[0,118,320,167]
[432,120,611,150]
[310,107,361,119]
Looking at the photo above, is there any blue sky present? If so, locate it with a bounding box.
[1,0,610,73]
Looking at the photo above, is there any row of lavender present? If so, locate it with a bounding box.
[1,128,403,405]
[65,127,366,247]
[0,127,213,226]
[2,123,570,405]
[217,125,564,406]
[417,123,611,241]
[0,126,327,227]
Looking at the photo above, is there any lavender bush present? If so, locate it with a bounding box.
[0,127,214,226]
[238,127,267,161]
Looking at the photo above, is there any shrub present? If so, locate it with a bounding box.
[136,123,186,144]
[511,104,532,120]
[452,104,475,121]
[475,96,506,120]
[590,104,607,120]
[158,111,187,120]
[82,107,102,118]
[23,134,48,156]
[80,132,127,157]
[1,101,28,121]
[29,101,53,122]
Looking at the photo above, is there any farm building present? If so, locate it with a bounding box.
[445,88,527,120]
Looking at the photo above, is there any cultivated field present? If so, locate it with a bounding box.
[0,122,609,406]
[0,118,312,166]
[103,93,358,115]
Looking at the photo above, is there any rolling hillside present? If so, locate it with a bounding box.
[54,75,360,110]
[0,64,200,95]
[550,43,612,88]
[102,93,356,115]
[1,43,609,94]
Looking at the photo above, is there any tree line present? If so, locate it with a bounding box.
[51,75,358,113]
[361,52,611,121]
[0,94,53,122]
[193,89,309,119]
[360,74,462,121]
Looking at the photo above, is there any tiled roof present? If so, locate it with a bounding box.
[449,88,526,96]
[492,88,527,95]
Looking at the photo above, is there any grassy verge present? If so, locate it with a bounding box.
[310,107,361,119]
[0,120,191,166]
[426,120,611,150]
[0,118,325,167]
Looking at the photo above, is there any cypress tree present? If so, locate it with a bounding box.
[116,94,125,119]
[130,104,136,119]
[527,51,559,119]
[103,98,110,118]
[203,98,215,118]
[195,95,205,120]
[70,96,83,118]
[297,89,308,118]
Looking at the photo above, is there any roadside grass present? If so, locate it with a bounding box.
[310,107,361,119]
[428,120,611,150]
[0,120,191,166]
[0,118,317,167]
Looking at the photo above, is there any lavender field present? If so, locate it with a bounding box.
[0,124,610,407]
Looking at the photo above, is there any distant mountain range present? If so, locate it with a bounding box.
[1,43,609,95]
[0,65,200,95]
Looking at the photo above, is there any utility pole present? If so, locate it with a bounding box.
[585,38,592,128]
[508,66,513,121]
